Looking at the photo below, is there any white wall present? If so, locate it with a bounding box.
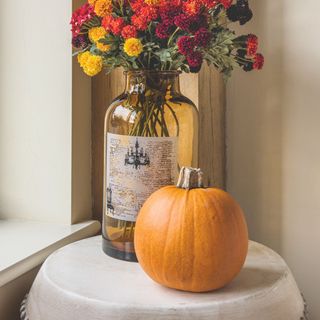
[227,1,320,318]
[0,0,91,224]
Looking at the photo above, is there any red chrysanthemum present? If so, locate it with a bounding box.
[200,0,218,9]
[140,6,158,21]
[174,14,190,30]
[246,34,258,56]
[174,14,207,33]
[159,0,182,8]
[121,25,138,39]
[187,51,203,67]
[131,14,149,30]
[194,28,211,47]
[219,0,233,8]
[102,15,114,32]
[177,36,195,55]
[110,17,126,35]
[131,0,145,12]
[253,53,264,70]
[70,3,95,37]
[156,21,174,39]
[183,0,201,16]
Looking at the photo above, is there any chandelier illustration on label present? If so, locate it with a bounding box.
[125,139,150,169]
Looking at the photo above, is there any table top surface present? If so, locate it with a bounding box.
[26,236,305,320]
[43,237,286,307]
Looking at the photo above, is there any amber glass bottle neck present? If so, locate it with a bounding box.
[124,70,181,94]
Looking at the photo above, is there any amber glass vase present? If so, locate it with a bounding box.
[102,70,198,262]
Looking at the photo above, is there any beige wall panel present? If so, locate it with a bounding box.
[227,0,320,318]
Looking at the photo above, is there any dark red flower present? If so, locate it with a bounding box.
[177,36,195,55]
[121,25,138,39]
[70,4,95,37]
[246,34,258,56]
[175,14,207,33]
[190,65,202,73]
[131,14,149,30]
[187,51,203,67]
[110,17,126,35]
[174,14,191,30]
[253,53,264,70]
[194,28,211,47]
[227,0,253,25]
[156,22,174,39]
[72,34,89,49]
[159,1,182,22]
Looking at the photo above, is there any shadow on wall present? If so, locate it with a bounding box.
[227,0,285,253]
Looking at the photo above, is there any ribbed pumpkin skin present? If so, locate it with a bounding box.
[134,186,248,292]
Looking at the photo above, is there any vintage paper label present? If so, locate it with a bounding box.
[105,133,178,222]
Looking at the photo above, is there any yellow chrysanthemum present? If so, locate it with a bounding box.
[83,55,103,76]
[78,51,91,68]
[88,0,97,5]
[78,51,103,77]
[89,27,107,43]
[94,0,113,17]
[144,0,160,5]
[123,38,143,57]
[96,42,111,52]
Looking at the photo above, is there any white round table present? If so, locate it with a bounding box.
[22,236,307,320]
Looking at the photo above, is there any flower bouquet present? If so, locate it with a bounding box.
[71,0,264,78]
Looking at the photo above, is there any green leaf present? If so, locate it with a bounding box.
[154,49,172,63]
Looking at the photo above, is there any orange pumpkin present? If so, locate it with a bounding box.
[135,167,248,293]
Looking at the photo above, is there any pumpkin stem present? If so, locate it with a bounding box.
[176,167,204,189]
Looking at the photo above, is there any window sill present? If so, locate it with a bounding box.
[0,219,101,287]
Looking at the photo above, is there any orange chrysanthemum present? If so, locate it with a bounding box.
[144,0,160,4]
[94,0,113,17]
[183,0,201,15]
